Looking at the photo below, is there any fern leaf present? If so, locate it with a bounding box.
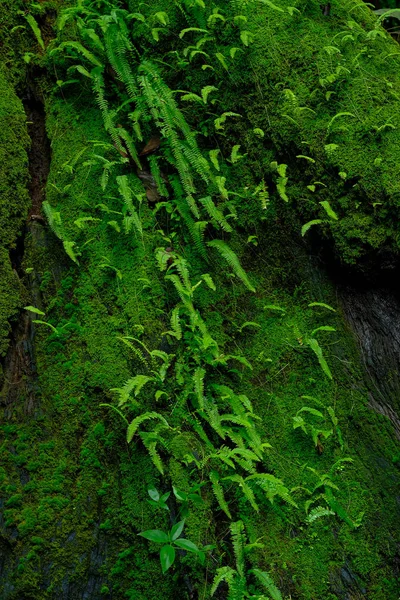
[249,569,282,600]
[201,273,216,291]
[199,196,232,232]
[307,506,335,523]
[230,521,246,577]
[127,411,169,443]
[320,200,338,221]
[306,337,333,380]
[139,431,165,474]
[246,473,297,507]
[301,219,323,237]
[194,367,206,410]
[207,240,255,292]
[210,471,231,518]
[211,566,236,596]
[55,41,102,66]
[24,14,45,50]
[209,149,221,171]
[63,241,79,264]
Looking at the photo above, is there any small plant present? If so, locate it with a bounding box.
[211,520,282,599]
[139,519,212,573]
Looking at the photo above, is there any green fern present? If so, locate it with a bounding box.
[127,411,169,443]
[207,240,255,292]
[210,470,231,518]
[199,196,232,232]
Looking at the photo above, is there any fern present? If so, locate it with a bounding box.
[211,566,236,596]
[249,569,282,600]
[246,473,297,507]
[207,240,255,292]
[127,411,169,443]
[210,470,231,518]
[42,202,64,240]
[199,196,232,232]
[306,337,333,380]
[22,13,45,50]
[224,476,259,512]
[194,367,206,409]
[112,375,154,406]
[139,427,168,474]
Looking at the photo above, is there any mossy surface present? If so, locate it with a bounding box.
[1,1,400,599]
[0,65,30,359]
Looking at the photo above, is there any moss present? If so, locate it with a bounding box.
[0,66,30,359]
[1,1,400,598]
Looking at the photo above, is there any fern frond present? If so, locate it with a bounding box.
[199,196,232,232]
[210,470,231,518]
[194,367,206,410]
[139,430,166,474]
[249,569,282,600]
[246,473,297,507]
[230,520,246,577]
[223,475,259,512]
[112,375,153,407]
[211,566,236,596]
[207,240,255,292]
[54,41,102,66]
[127,411,169,443]
[42,201,64,240]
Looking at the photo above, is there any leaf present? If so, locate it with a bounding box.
[306,338,333,380]
[250,569,283,600]
[209,149,220,171]
[24,13,45,50]
[147,485,160,502]
[308,302,336,312]
[207,240,255,292]
[139,530,169,544]
[264,304,285,313]
[307,506,335,523]
[215,52,229,70]
[32,320,58,334]
[311,325,336,336]
[174,538,199,553]
[298,407,324,418]
[24,306,45,316]
[201,273,216,291]
[240,30,254,46]
[63,241,79,264]
[260,0,285,12]
[301,220,323,237]
[127,412,169,443]
[179,27,209,39]
[327,112,355,132]
[201,85,218,103]
[171,519,185,541]
[160,545,175,573]
[320,201,338,221]
[296,155,315,163]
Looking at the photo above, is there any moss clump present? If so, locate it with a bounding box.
[0,66,29,360]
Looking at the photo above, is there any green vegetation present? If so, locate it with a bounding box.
[1,0,400,599]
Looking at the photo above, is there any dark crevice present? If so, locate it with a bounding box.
[0,82,51,416]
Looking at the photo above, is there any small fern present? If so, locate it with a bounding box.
[207,240,255,292]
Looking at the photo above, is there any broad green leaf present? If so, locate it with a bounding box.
[174,538,199,553]
[160,545,175,573]
[147,485,160,502]
[171,519,185,541]
[139,529,169,544]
